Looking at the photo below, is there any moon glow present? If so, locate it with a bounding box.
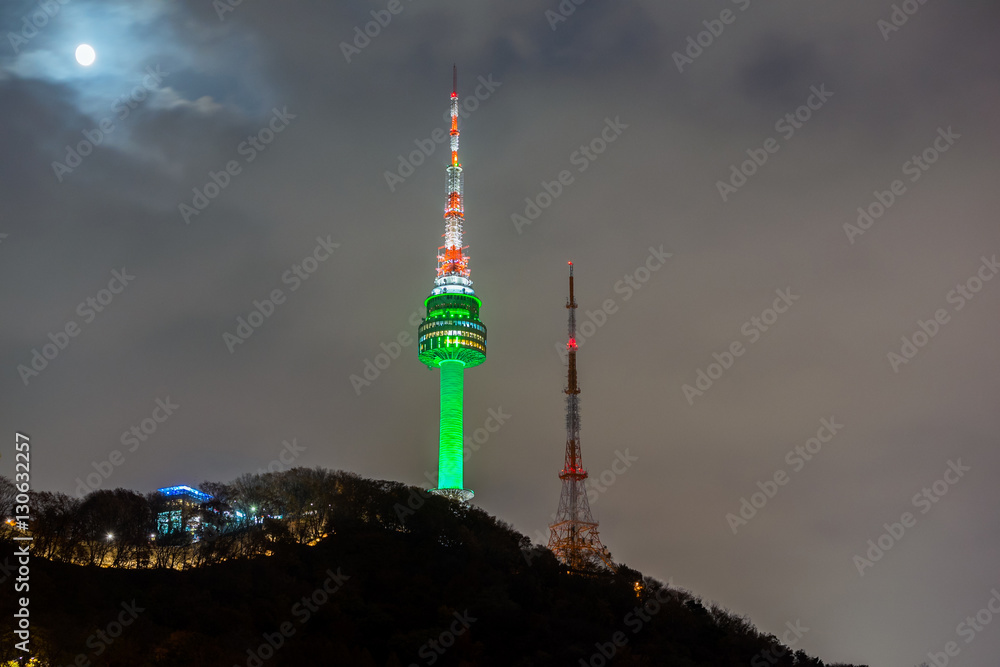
[75,44,96,66]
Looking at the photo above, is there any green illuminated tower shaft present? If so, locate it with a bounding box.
[438,359,465,488]
[417,67,486,502]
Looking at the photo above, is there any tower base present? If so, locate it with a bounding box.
[429,488,474,503]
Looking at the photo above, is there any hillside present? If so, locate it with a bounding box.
[0,470,867,666]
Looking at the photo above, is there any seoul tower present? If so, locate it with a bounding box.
[417,67,487,502]
[548,263,615,571]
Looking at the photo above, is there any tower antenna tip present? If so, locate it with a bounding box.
[453,64,457,95]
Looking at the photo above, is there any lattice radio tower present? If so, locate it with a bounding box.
[548,263,615,571]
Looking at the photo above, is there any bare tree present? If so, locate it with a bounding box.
[30,491,80,561]
[0,476,16,539]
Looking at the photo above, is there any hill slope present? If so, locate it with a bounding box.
[0,471,867,666]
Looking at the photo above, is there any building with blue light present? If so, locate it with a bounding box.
[156,485,213,535]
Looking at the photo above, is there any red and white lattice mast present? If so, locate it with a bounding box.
[548,263,615,572]
[435,65,471,288]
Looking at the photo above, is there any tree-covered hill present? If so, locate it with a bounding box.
[0,470,867,666]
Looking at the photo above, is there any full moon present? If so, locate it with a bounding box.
[75,44,96,66]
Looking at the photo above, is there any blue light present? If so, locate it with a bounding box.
[157,485,213,503]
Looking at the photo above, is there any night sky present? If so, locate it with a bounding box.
[2,1,1000,664]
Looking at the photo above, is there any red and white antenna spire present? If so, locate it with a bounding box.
[451,64,459,167]
[564,261,583,476]
[433,65,473,296]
